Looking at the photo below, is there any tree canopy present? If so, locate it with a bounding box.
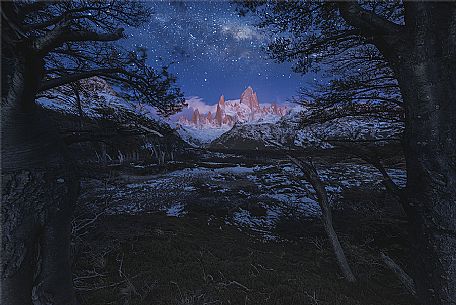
[236,1,404,122]
[2,0,185,116]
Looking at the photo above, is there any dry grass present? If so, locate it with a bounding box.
[72,205,416,305]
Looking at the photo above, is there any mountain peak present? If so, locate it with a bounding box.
[218,95,225,107]
[240,86,260,110]
[191,108,200,125]
[178,87,287,129]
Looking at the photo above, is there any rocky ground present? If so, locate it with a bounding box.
[72,148,416,305]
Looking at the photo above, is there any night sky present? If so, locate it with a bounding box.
[126,1,320,106]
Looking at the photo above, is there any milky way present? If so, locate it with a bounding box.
[126,1,319,104]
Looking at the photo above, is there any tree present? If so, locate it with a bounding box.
[293,50,404,125]
[1,2,184,304]
[287,155,356,283]
[238,1,456,304]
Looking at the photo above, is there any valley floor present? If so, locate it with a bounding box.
[72,149,416,305]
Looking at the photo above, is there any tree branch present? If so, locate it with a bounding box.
[34,25,124,54]
[23,5,113,31]
[39,68,120,91]
[283,29,360,58]
[64,28,125,43]
[287,155,357,283]
[337,2,404,36]
[380,252,416,296]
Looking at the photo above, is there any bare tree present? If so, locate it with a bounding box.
[240,2,456,303]
[1,2,184,305]
[288,155,356,283]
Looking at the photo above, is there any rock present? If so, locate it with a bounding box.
[218,95,225,107]
[178,86,287,129]
[240,86,260,111]
[191,108,200,125]
[215,104,223,126]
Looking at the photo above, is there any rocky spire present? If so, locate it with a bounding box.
[179,86,288,128]
[218,95,225,107]
[272,102,278,114]
[240,86,260,110]
[191,108,200,125]
[215,104,223,126]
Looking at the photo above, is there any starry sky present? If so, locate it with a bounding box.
[126,0,320,106]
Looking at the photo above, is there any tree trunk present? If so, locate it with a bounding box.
[288,155,356,283]
[397,61,456,305]
[393,5,456,303]
[71,82,84,128]
[1,56,79,305]
[380,252,416,296]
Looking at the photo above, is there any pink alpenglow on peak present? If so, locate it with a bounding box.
[240,86,260,111]
[178,86,288,129]
[215,97,225,126]
[218,95,225,107]
[191,108,200,125]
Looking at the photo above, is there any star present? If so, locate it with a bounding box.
[124,0,316,106]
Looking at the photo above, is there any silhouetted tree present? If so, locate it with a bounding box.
[288,155,356,283]
[239,1,456,304]
[1,1,184,304]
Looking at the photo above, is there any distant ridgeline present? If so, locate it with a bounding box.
[178,86,288,128]
[37,77,185,165]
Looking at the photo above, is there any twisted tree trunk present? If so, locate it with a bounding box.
[338,3,456,303]
[1,55,79,305]
[389,5,456,304]
[397,56,456,305]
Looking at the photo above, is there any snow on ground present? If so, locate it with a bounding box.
[174,123,231,147]
[165,202,187,217]
[79,154,406,241]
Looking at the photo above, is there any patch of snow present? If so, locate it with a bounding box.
[165,202,187,217]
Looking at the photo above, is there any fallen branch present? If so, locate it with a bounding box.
[288,155,356,283]
[72,209,106,235]
[263,139,356,282]
[380,252,416,296]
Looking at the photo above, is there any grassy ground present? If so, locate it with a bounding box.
[73,207,415,305]
[73,148,415,305]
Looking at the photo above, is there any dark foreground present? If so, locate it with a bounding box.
[72,149,417,305]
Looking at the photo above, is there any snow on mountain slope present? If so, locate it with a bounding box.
[211,105,404,150]
[210,121,291,150]
[174,86,288,147]
[294,116,403,148]
[36,77,168,129]
[178,86,287,128]
[42,78,402,150]
[173,85,403,149]
[174,123,231,147]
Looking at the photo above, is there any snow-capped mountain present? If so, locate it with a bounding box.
[38,78,403,151]
[175,86,403,149]
[211,105,404,150]
[175,86,288,145]
[179,86,287,127]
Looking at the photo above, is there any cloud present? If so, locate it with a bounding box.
[168,96,217,122]
[185,96,218,114]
